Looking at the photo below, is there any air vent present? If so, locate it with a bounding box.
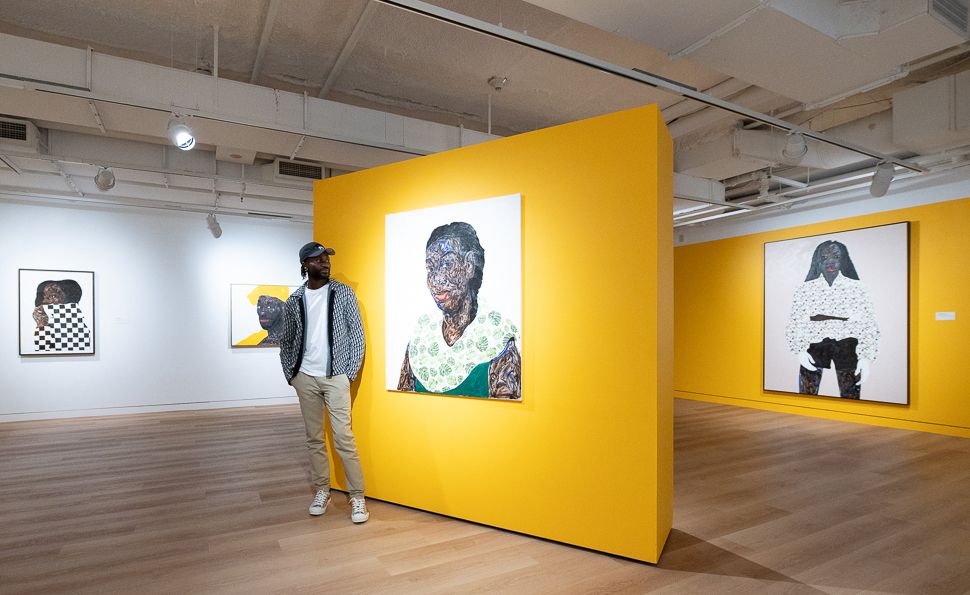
[0,120,27,141]
[932,0,968,35]
[276,158,323,181]
[0,117,41,153]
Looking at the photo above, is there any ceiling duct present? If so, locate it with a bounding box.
[269,158,324,183]
[931,0,969,35]
[893,69,970,151]
[0,117,40,153]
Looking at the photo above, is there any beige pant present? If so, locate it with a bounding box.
[291,372,365,498]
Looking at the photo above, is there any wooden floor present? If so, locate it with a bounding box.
[1,400,968,594]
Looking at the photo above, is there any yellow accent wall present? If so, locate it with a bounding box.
[675,197,970,438]
[313,105,673,563]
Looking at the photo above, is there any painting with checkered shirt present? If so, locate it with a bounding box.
[19,269,95,356]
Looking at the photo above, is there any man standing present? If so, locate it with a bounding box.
[279,241,368,523]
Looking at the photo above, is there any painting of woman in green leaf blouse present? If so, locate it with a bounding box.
[396,222,521,400]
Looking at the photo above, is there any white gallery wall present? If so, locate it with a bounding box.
[1,199,312,421]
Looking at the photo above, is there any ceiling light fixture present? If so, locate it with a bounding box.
[781,132,808,163]
[167,115,196,151]
[869,162,895,197]
[93,167,115,191]
[206,212,223,238]
[487,75,509,92]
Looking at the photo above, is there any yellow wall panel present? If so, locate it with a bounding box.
[675,197,970,438]
[314,105,673,562]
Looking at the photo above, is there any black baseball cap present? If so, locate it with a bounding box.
[299,241,335,262]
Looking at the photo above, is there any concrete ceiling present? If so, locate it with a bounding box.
[1,0,969,227]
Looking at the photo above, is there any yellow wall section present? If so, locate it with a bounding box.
[675,197,970,438]
[313,105,673,563]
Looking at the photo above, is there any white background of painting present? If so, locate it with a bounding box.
[764,222,909,403]
[230,284,299,346]
[385,194,522,391]
[19,269,95,355]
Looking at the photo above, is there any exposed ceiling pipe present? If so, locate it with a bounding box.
[734,128,877,170]
[743,43,970,130]
[372,0,926,173]
[0,154,23,175]
[87,100,106,134]
[667,87,787,138]
[0,190,312,223]
[0,149,314,195]
[250,0,281,84]
[212,24,219,80]
[661,78,752,122]
[319,1,377,99]
[51,160,84,197]
[675,148,970,227]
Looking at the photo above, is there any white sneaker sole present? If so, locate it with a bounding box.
[309,501,329,516]
[351,512,369,524]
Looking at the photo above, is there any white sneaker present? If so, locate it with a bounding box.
[350,497,369,523]
[308,490,330,516]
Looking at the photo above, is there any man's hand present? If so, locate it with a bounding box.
[799,351,818,370]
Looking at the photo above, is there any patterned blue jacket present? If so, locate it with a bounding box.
[279,281,365,383]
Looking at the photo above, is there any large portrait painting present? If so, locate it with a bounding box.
[19,269,95,356]
[386,194,522,400]
[764,222,909,404]
[230,284,299,348]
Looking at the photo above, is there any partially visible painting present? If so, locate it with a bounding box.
[386,194,523,400]
[230,284,299,347]
[764,222,909,404]
[19,269,95,356]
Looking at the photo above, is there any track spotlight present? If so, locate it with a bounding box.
[206,212,222,238]
[167,115,196,151]
[781,132,808,163]
[94,167,115,191]
[869,162,895,197]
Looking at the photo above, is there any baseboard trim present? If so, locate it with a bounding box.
[0,396,299,423]
[675,391,970,439]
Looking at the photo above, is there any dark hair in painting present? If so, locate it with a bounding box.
[427,221,485,299]
[34,279,83,306]
[804,240,859,281]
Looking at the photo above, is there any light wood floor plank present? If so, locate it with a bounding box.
[1,399,968,594]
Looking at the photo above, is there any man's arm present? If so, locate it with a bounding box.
[345,289,366,381]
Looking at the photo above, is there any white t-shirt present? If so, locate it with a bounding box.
[300,284,332,377]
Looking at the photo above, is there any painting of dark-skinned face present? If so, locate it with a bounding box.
[231,284,299,347]
[19,269,95,356]
[386,194,522,400]
[763,222,909,404]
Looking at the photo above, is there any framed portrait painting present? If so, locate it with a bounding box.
[230,284,300,348]
[763,222,909,404]
[386,194,523,400]
[19,269,96,356]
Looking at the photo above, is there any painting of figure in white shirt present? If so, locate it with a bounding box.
[763,222,908,404]
[785,240,879,398]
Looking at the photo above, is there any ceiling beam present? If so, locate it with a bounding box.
[250,0,281,84]
[375,0,926,174]
[318,0,377,99]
